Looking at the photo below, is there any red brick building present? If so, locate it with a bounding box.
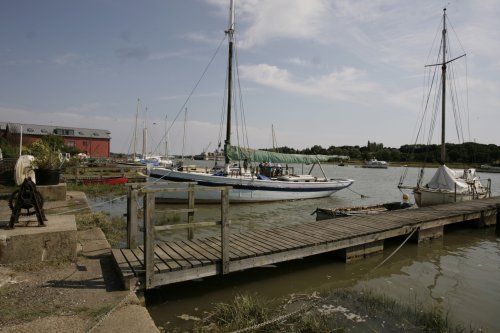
[0,122,111,158]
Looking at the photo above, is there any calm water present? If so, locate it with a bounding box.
[92,163,500,331]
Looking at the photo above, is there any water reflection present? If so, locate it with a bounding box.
[85,165,500,331]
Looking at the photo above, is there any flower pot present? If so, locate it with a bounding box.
[35,168,60,185]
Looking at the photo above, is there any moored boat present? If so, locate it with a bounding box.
[149,0,354,203]
[398,8,490,207]
[313,200,413,221]
[361,158,388,169]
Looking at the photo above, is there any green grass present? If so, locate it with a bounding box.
[67,183,128,198]
[190,289,483,333]
[75,212,126,247]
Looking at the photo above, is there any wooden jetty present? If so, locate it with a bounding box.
[112,184,499,290]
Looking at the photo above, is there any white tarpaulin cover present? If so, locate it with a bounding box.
[426,164,478,193]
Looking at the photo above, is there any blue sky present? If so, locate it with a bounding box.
[1,0,499,155]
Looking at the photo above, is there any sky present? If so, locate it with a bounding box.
[1,0,499,156]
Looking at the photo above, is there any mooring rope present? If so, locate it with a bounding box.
[347,187,369,198]
[369,225,421,274]
[86,283,140,333]
[229,296,323,333]
[228,225,422,333]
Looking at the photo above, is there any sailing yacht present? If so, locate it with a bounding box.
[149,0,354,203]
[399,8,490,207]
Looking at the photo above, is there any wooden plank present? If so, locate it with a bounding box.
[155,208,197,214]
[279,223,344,243]
[248,229,308,249]
[186,238,221,260]
[126,186,138,249]
[237,231,291,252]
[203,237,242,260]
[272,226,327,245]
[231,233,276,254]
[316,222,364,238]
[250,228,311,247]
[272,224,329,244]
[181,240,219,263]
[121,248,145,275]
[156,243,192,269]
[112,249,134,278]
[229,235,260,257]
[167,240,209,267]
[151,245,172,273]
[143,192,156,289]
[221,187,230,274]
[153,243,181,271]
[155,221,220,231]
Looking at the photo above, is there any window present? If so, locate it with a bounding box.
[66,141,75,148]
[54,128,75,136]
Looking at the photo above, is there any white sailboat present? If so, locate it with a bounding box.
[399,8,490,207]
[149,0,354,203]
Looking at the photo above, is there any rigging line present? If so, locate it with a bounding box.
[233,37,250,152]
[153,34,227,154]
[448,63,464,143]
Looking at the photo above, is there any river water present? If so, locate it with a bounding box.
[92,162,500,331]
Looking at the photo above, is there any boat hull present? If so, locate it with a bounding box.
[149,168,354,203]
[413,188,488,207]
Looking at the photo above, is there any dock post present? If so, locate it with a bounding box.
[187,183,195,240]
[221,187,230,274]
[144,192,156,289]
[340,241,384,263]
[412,226,443,243]
[478,209,497,227]
[127,184,138,249]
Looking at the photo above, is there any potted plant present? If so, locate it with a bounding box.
[27,138,63,185]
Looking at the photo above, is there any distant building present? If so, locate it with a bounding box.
[0,122,111,158]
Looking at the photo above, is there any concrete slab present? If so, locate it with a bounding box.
[37,183,67,201]
[0,214,77,265]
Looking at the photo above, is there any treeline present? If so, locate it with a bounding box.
[265,141,500,165]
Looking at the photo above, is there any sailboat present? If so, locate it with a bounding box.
[125,99,173,168]
[398,8,490,207]
[149,0,354,203]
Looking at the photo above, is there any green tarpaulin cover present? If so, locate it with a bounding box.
[226,145,349,164]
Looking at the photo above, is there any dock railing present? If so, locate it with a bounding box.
[126,182,231,289]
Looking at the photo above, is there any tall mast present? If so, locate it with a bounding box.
[440,8,447,164]
[133,98,140,159]
[224,0,235,166]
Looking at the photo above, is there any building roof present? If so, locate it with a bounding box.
[0,122,111,139]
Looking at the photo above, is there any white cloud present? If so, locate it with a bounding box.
[51,53,79,65]
[239,64,379,102]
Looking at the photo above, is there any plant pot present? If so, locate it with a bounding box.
[35,168,60,186]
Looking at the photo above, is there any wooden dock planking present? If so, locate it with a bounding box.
[113,197,500,290]
[168,241,209,267]
[186,238,221,260]
[153,244,181,271]
[231,233,278,254]
[156,243,192,270]
[245,230,302,251]
[181,240,219,263]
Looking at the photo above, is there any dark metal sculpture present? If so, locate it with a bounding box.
[8,177,47,229]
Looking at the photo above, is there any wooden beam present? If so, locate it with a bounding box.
[143,192,156,289]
